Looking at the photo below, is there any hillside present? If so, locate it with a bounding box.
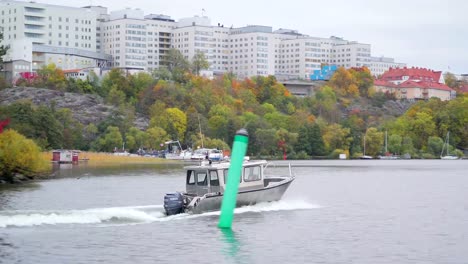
[0,87,149,129]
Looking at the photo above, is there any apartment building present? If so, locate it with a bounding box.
[0,0,111,82]
[369,56,407,77]
[172,16,230,74]
[0,1,405,81]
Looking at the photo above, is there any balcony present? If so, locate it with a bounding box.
[24,15,46,26]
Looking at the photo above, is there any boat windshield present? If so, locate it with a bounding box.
[243,165,262,182]
[223,169,242,184]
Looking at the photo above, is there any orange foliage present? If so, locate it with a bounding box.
[307,114,316,123]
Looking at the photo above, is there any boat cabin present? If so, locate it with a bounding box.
[184,160,267,196]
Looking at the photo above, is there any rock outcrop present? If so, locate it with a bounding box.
[0,87,149,129]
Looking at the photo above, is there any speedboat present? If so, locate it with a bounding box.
[163,159,295,215]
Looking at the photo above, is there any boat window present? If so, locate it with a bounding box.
[187,170,195,185]
[196,172,208,186]
[223,169,242,184]
[244,166,261,182]
[209,170,219,186]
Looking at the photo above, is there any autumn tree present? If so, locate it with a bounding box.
[35,63,67,90]
[150,107,187,141]
[329,67,359,97]
[349,67,374,97]
[0,129,49,182]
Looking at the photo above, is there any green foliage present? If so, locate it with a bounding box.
[191,51,210,75]
[364,127,384,156]
[166,48,190,82]
[0,129,48,182]
[95,126,123,152]
[388,134,402,155]
[295,123,325,156]
[0,31,9,69]
[427,136,444,157]
[322,124,352,154]
[150,107,187,141]
[146,127,169,150]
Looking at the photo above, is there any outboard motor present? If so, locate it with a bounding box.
[164,192,185,215]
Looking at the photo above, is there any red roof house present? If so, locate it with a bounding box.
[374,67,455,101]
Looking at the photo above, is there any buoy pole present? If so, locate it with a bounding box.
[218,128,249,229]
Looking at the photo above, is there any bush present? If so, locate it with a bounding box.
[0,129,49,183]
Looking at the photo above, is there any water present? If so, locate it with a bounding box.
[1,160,467,264]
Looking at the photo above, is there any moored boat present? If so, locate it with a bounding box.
[163,159,295,215]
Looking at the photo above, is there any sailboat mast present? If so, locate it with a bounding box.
[447,131,450,156]
[363,132,366,155]
[385,131,388,153]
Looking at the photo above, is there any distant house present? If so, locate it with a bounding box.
[374,67,455,101]
[63,69,90,80]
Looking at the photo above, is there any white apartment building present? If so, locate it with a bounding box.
[101,9,177,72]
[0,0,111,82]
[0,1,405,81]
[172,16,229,74]
[369,56,406,77]
[228,25,276,78]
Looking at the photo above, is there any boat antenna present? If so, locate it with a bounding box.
[198,114,204,148]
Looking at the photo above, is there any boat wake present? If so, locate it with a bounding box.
[0,200,319,228]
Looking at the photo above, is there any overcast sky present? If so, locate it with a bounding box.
[35,0,468,74]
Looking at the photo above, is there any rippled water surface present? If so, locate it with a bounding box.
[1,160,467,264]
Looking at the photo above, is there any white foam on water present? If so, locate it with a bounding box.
[155,199,321,221]
[0,205,166,228]
[0,200,320,227]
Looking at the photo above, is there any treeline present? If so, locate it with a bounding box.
[1,50,467,159]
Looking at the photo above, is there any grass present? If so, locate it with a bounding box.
[41,151,178,166]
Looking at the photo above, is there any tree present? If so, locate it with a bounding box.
[36,63,67,90]
[150,107,187,141]
[364,127,384,156]
[96,126,123,152]
[410,111,436,149]
[427,136,444,157]
[322,124,352,154]
[0,129,48,182]
[166,48,190,82]
[100,68,130,98]
[315,86,338,122]
[146,127,169,150]
[443,72,459,89]
[329,67,359,97]
[350,67,374,97]
[388,134,402,155]
[295,123,325,156]
[0,31,8,70]
[191,51,210,75]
